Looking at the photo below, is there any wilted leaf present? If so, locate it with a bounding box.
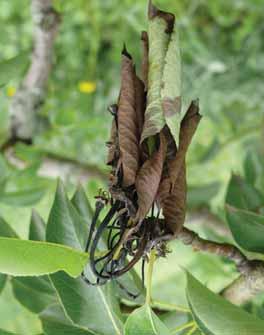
[168,100,201,187]
[141,2,174,143]
[161,20,182,147]
[106,105,119,167]
[0,237,88,277]
[118,49,139,187]
[226,205,264,253]
[135,75,146,140]
[141,31,149,90]
[159,162,186,234]
[186,272,264,335]
[136,134,167,220]
[226,174,264,212]
[124,304,171,335]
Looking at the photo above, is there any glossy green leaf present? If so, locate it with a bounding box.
[186,272,264,335]
[40,304,95,335]
[0,217,18,294]
[124,304,170,335]
[226,206,264,253]
[11,209,56,314]
[46,181,87,250]
[71,186,93,220]
[0,187,46,207]
[0,237,88,277]
[11,276,56,314]
[0,52,28,86]
[141,11,169,142]
[187,182,220,209]
[161,21,182,146]
[50,272,124,335]
[226,174,264,211]
[47,182,124,335]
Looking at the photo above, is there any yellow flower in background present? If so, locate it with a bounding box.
[78,81,96,94]
[7,86,16,97]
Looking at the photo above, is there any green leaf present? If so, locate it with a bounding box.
[187,182,220,209]
[0,237,88,277]
[11,276,56,314]
[46,181,87,250]
[124,304,170,335]
[50,272,124,335]
[0,217,18,294]
[0,274,7,295]
[186,272,264,335]
[71,185,93,220]
[29,210,46,241]
[226,206,264,253]
[0,329,19,335]
[47,182,124,335]
[244,152,258,185]
[141,10,169,142]
[0,217,18,238]
[0,52,28,86]
[226,174,264,211]
[0,187,46,207]
[161,21,182,146]
[40,304,95,335]
[11,209,56,314]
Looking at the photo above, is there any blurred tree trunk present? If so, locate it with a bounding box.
[9,0,60,142]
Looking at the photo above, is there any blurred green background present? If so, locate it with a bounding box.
[0,0,263,333]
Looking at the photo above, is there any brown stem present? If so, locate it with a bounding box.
[177,227,264,305]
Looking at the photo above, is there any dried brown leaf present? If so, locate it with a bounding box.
[118,48,139,187]
[169,100,202,187]
[159,162,187,234]
[135,133,167,221]
[135,75,146,139]
[106,119,118,166]
[148,0,175,34]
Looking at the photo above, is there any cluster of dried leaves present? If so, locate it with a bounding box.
[85,1,202,284]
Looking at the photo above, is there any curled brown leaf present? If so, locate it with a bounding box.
[118,48,139,187]
[148,0,175,34]
[159,162,187,234]
[169,100,202,188]
[135,133,167,221]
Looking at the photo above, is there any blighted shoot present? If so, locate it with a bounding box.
[82,1,201,289]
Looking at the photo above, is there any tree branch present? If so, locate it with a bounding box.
[9,0,60,141]
[177,227,264,305]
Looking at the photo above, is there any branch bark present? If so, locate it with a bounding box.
[177,227,264,305]
[9,0,60,141]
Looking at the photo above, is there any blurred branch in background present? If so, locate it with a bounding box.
[8,0,60,142]
[178,227,264,306]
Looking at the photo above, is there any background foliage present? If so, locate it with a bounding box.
[0,0,263,333]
